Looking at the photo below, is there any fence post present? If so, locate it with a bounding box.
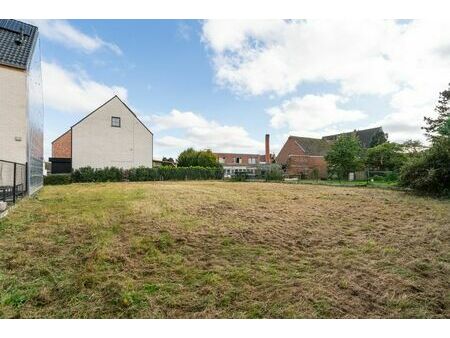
[13,162,17,204]
[25,162,28,195]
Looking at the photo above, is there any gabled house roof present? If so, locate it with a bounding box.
[0,19,38,70]
[71,95,153,135]
[322,127,385,148]
[289,136,331,156]
[52,96,153,143]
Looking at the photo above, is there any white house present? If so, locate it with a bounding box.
[50,96,153,171]
[0,19,44,196]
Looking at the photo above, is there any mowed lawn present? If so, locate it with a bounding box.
[0,181,449,318]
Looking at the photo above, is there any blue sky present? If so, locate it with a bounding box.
[31,20,450,160]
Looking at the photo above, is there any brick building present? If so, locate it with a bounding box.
[276,127,386,178]
[276,136,330,178]
[214,134,274,176]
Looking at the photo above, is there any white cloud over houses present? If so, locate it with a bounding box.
[202,20,450,141]
[42,61,128,114]
[29,20,122,55]
[148,110,264,158]
[268,94,366,135]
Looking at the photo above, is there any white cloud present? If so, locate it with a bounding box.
[42,61,128,114]
[29,20,122,55]
[148,110,264,156]
[268,94,366,134]
[202,20,450,141]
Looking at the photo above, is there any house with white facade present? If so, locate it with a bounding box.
[50,96,153,172]
[0,19,44,198]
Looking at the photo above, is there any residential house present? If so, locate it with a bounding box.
[50,96,153,172]
[276,136,331,178]
[214,134,274,176]
[276,127,387,178]
[0,19,43,196]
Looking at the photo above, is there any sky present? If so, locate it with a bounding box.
[28,19,450,160]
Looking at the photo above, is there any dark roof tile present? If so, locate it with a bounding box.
[290,136,331,156]
[0,19,38,70]
[322,127,385,148]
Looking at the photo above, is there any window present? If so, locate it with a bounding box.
[111,116,121,128]
[234,157,242,164]
[219,157,225,164]
[248,157,256,164]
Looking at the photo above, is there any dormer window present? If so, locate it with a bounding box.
[111,116,121,128]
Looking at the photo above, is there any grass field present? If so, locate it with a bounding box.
[0,181,449,318]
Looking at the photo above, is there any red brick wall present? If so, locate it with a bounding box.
[286,155,328,178]
[52,130,72,158]
[276,137,304,165]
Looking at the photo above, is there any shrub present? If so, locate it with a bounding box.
[71,167,124,183]
[44,174,71,185]
[371,175,384,182]
[310,168,320,181]
[265,165,283,181]
[385,171,399,182]
[399,137,450,196]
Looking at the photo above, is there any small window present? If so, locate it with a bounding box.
[235,157,242,164]
[219,157,225,164]
[111,116,121,128]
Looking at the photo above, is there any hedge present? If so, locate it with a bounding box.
[70,166,223,183]
[44,174,72,185]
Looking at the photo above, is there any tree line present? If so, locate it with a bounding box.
[325,83,449,196]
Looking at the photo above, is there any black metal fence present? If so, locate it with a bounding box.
[0,160,27,204]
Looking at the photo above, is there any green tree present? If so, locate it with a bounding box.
[399,136,450,196]
[325,135,364,180]
[177,148,220,168]
[400,84,450,195]
[366,142,407,171]
[401,139,425,157]
[196,149,218,167]
[177,148,199,167]
[369,129,388,147]
[423,83,450,140]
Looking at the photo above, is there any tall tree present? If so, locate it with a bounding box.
[325,135,364,180]
[177,148,199,167]
[423,83,450,140]
[366,142,406,171]
[369,129,388,147]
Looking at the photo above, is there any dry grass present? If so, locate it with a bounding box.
[0,181,449,318]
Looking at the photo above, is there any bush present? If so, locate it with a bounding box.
[399,137,450,196]
[265,165,283,181]
[72,166,224,183]
[385,171,399,182]
[371,175,384,182]
[44,174,71,185]
[71,166,124,183]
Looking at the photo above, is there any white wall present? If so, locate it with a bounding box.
[0,65,27,164]
[72,97,153,169]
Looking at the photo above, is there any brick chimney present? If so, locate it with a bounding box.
[265,134,270,163]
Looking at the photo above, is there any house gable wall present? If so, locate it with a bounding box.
[52,130,72,158]
[72,97,153,169]
[276,137,305,165]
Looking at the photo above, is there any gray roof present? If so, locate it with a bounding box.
[322,127,385,148]
[0,19,38,70]
[290,136,331,156]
